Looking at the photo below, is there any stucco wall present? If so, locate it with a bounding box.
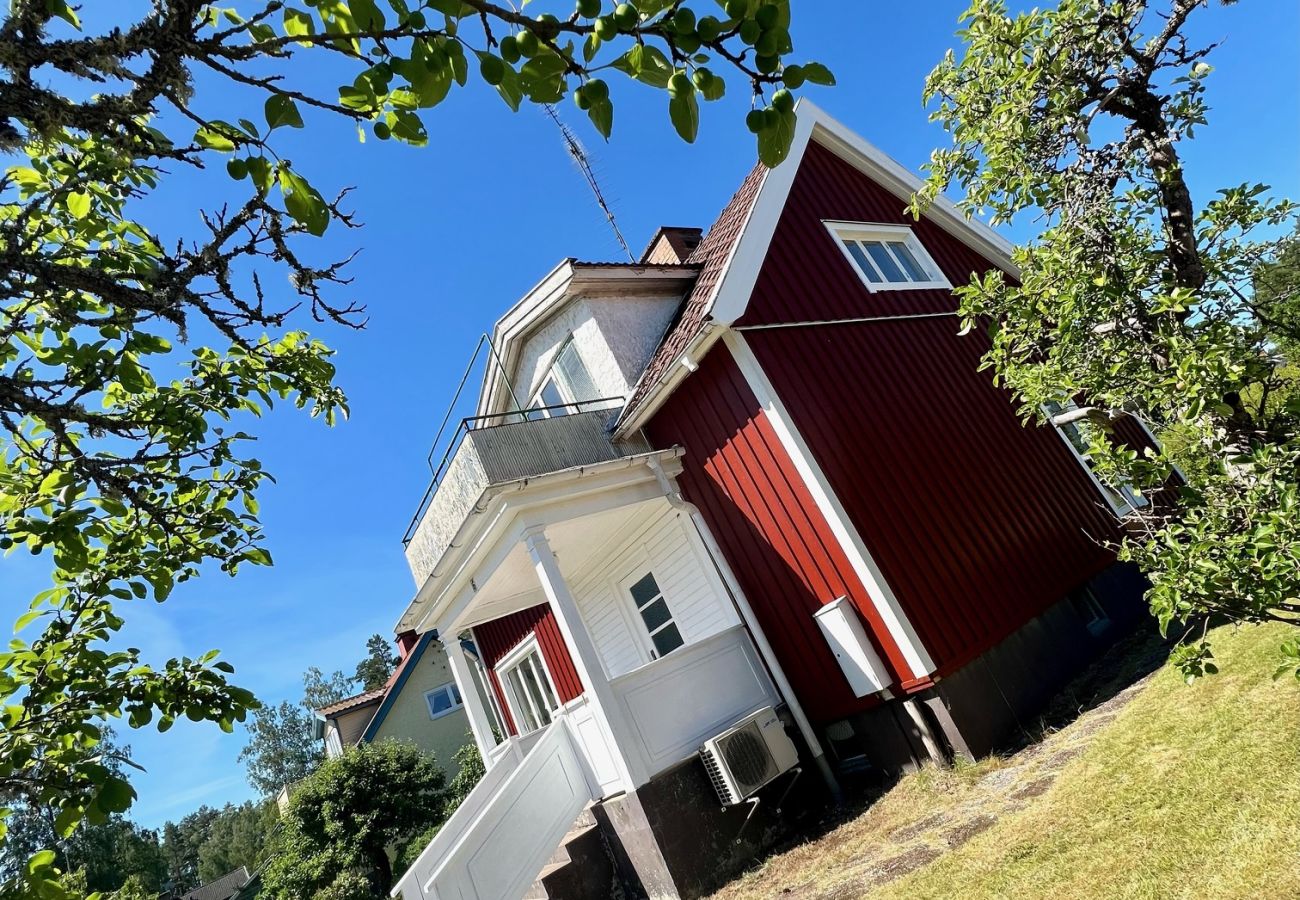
[372,643,473,774]
[510,295,681,408]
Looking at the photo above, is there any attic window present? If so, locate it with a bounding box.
[825,221,951,292]
[526,336,598,419]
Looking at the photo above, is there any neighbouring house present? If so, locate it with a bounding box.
[389,101,1160,900]
[314,631,474,774]
[180,867,250,900]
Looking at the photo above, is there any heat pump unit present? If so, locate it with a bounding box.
[700,707,799,805]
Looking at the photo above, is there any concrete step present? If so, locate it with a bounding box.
[526,813,618,900]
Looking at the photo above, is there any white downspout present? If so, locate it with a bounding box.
[647,458,842,801]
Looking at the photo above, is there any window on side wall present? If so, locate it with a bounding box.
[623,571,684,660]
[496,639,561,735]
[1045,398,1149,516]
[825,221,951,292]
[424,682,463,720]
[526,336,599,419]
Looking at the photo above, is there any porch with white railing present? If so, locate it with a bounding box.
[392,711,597,900]
[392,626,778,900]
[391,446,782,900]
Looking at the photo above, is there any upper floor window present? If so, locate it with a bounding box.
[424,682,463,720]
[825,221,951,292]
[1045,398,1149,516]
[527,336,598,418]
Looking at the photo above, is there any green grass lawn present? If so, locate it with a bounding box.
[879,622,1300,899]
[712,622,1300,899]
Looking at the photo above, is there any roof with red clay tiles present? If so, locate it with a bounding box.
[315,687,384,718]
[621,163,765,421]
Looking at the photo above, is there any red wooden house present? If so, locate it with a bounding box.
[390,102,1149,900]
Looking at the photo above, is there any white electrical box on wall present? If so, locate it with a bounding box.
[813,596,894,697]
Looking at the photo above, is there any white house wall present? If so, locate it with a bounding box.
[586,294,681,389]
[567,503,741,680]
[508,295,681,409]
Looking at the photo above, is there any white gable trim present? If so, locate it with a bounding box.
[710,99,1017,326]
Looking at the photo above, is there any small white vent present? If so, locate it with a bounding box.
[700,707,798,805]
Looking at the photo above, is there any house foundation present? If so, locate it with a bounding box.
[592,736,828,900]
[829,562,1151,774]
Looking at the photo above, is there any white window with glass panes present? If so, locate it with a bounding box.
[526,335,599,419]
[495,637,561,734]
[1045,398,1149,516]
[424,682,463,720]
[621,570,685,661]
[826,221,951,292]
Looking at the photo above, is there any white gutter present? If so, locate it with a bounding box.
[614,321,723,439]
[646,457,842,801]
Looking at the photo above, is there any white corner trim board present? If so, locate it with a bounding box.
[723,330,937,679]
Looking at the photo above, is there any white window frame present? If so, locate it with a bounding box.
[324,724,343,759]
[494,635,561,735]
[1044,398,1150,517]
[824,220,952,293]
[526,335,597,418]
[423,681,464,721]
[617,565,685,663]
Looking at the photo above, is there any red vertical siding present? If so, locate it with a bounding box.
[646,343,906,723]
[723,139,1127,679]
[474,604,583,735]
[736,141,1011,327]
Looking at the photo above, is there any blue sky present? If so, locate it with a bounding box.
[6,1,1298,830]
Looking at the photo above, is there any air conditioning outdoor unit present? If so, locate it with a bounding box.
[699,706,799,806]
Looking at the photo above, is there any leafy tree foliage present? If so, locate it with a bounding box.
[1,0,826,890]
[161,805,221,895]
[916,0,1299,679]
[354,635,398,692]
[393,741,485,879]
[239,666,352,798]
[196,801,278,886]
[261,740,447,899]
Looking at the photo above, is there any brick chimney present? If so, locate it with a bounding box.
[395,630,420,659]
[639,226,703,265]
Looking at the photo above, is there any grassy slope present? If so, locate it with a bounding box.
[878,622,1300,899]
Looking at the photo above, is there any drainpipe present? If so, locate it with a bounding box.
[647,458,843,802]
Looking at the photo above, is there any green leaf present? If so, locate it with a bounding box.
[587,98,613,139]
[242,547,274,566]
[96,777,135,814]
[264,95,305,130]
[668,84,699,143]
[350,0,386,30]
[194,122,243,152]
[65,191,90,219]
[757,107,797,166]
[53,805,81,839]
[14,609,48,633]
[278,169,330,236]
[283,7,316,42]
[27,850,56,875]
[801,62,835,86]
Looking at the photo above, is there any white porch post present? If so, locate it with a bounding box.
[445,637,499,767]
[524,526,646,789]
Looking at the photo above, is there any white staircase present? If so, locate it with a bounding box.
[392,714,601,900]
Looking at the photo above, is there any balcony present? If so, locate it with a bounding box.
[403,401,651,587]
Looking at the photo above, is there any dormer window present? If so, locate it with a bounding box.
[527,336,598,418]
[825,221,951,292]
